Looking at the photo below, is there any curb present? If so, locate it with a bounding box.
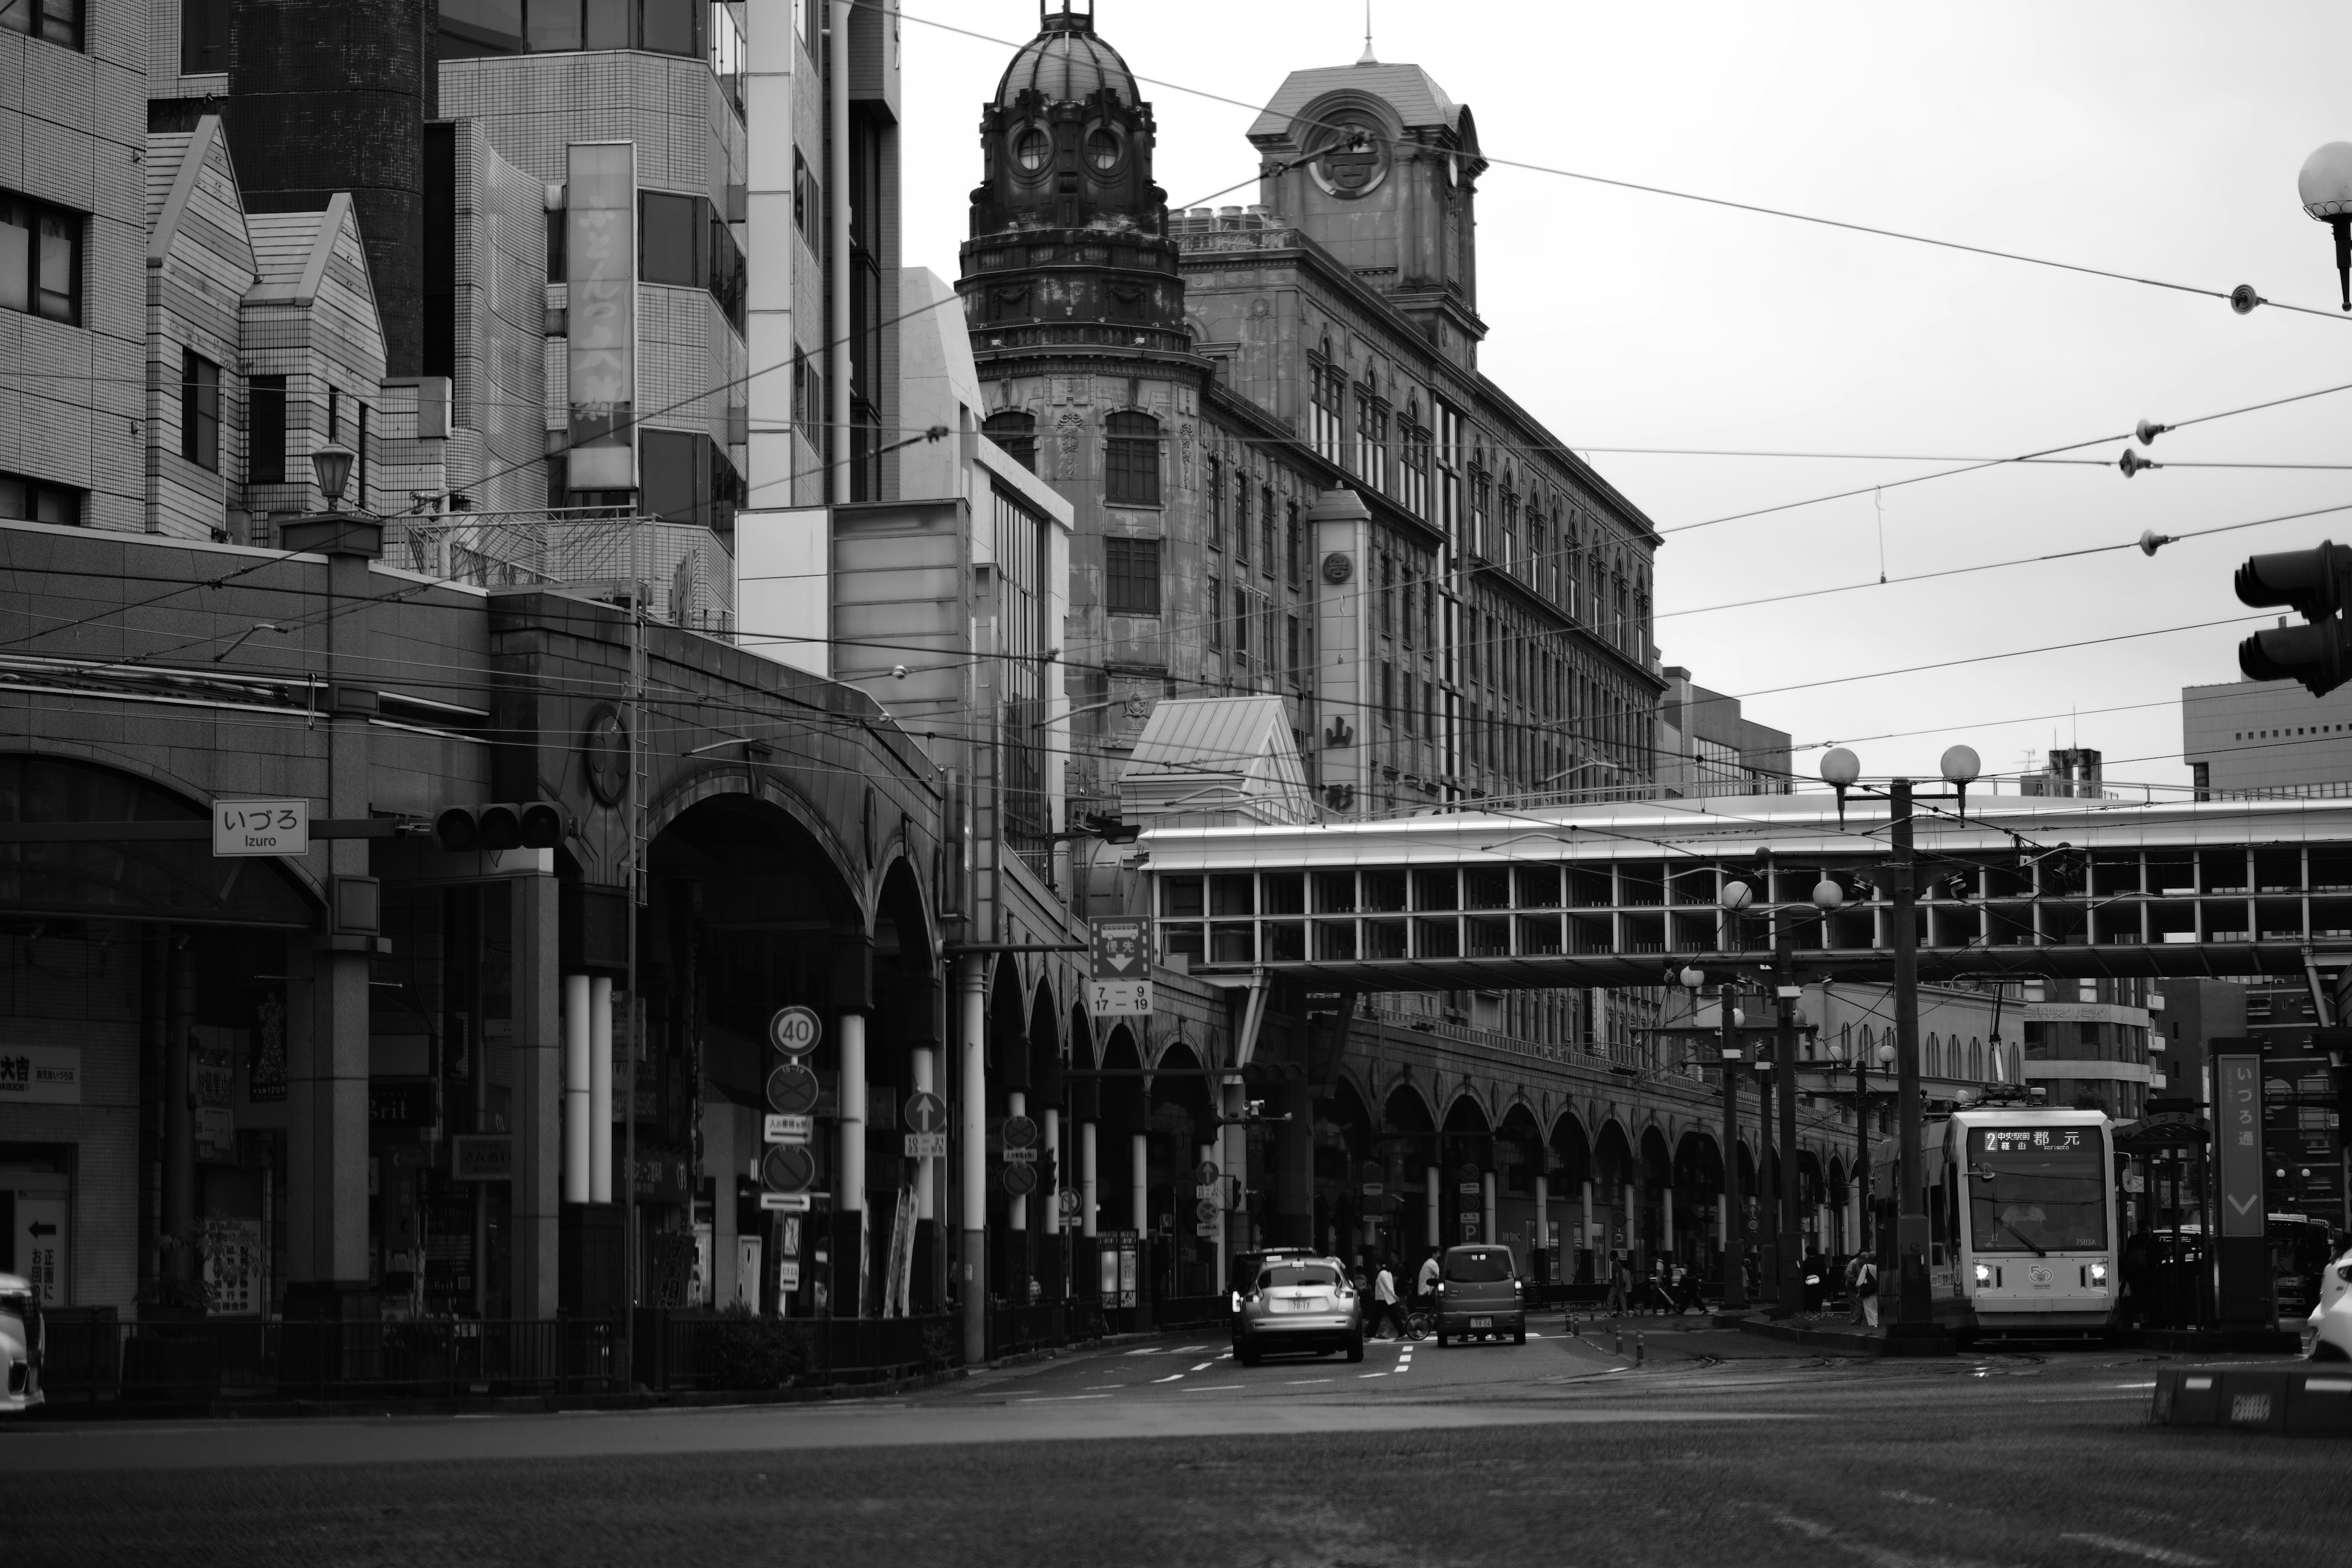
[1730,1314,1953,1358]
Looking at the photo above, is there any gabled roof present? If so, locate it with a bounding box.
[1121,695,1314,826]
[244,194,358,306]
[1246,62,1463,143]
[146,115,252,271]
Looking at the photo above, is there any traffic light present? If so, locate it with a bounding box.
[434,801,562,851]
[2234,541,2352,696]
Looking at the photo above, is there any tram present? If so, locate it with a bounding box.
[1904,1102,2119,1340]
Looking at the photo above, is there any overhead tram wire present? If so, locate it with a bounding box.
[884,1,2352,324]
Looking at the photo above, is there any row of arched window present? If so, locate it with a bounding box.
[1840,1025,2022,1085]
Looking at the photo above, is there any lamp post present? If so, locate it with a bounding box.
[1685,963,1746,1310]
[2299,141,2352,311]
[1815,743,1980,1336]
[311,443,356,511]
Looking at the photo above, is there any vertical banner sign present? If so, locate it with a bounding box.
[2215,1054,2264,1238]
[2213,1050,2272,1325]
[567,141,636,491]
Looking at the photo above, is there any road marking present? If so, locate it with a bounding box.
[1358,1372,1387,1378]
[1285,1378,1333,1385]
[1014,1393,1112,1403]
[1180,1384,1244,1392]
[1079,1385,1125,1390]
[1188,1362,1215,1372]
[2057,1532,2215,1566]
[1170,1344,1209,1352]
[1152,1374,1183,1384]
[2113,1381,2157,1389]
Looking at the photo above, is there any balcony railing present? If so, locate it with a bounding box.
[380,508,735,635]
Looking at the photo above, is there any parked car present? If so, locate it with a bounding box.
[1230,1256,1363,1366]
[2306,1245,2352,1362]
[1433,1244,1525,1346]
[1,1273,42,1413]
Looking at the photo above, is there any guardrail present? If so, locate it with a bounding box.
[641,1311,960,1391]
[37,1316,624,1402]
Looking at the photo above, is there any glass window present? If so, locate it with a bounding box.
[1104,411,1159,505]
[640,0,699,56]
[1260,486,1275,576]
[641,428,707,527]
[181,0,231,70]
[1443,1248,1515,1283]
[1256,1264,1338,1289]
[181,351,221,472]
[524,0,581,51]
[1014,126,1050,173]
[1104,536,1161,616]
[1,0,81,48]
[640,192,703,287]
[248,375,287,486]
[1204,455,1223,551]
[1206,574,1221,649]
[438,0,523,53]
[0,193,80,325]
[583,0,628,47]
[0,471,81,526]
[983,410,1036,472]
[1085,127,1120,172]
[1966,1126,2107,1253]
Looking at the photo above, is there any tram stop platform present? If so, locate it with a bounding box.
[2152,1365,2352,1433]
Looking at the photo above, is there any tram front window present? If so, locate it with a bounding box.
[1966,1127,2106,1254]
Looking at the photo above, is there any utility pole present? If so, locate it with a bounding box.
[622,571,644,1381]
[1775,929,1802,1317]
[1718,978,1747,1310]
[1755,1019,1775,1306]
[1889,777,1931,1328]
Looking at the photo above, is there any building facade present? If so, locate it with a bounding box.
[1655,666,1793,799]
[2184,676,2352,799]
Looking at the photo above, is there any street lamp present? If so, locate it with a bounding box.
[2299,141,2352,311]
[311,443,356,511]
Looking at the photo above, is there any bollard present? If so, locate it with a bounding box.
[1613,1325,1622,1357]
[1636,1331,1646,1367]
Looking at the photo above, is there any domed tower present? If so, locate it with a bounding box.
[959,1,1191,363]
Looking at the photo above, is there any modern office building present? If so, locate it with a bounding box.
[1654,666,1792,799]
[2184,676,2352,799]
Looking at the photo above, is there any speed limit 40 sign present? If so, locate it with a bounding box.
[767,1005,821,1056]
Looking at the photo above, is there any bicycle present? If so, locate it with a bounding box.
[1400,1304,1434,1341]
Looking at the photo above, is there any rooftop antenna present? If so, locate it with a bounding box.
[1358,1,1378,64]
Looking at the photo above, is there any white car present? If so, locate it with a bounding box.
[0,1273,41,1412]
[2306,1247,2352,1362]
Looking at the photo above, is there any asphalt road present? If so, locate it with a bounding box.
[2,1318,2341,1567]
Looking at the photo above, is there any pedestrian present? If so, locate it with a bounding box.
[1676,1261,1707,1315]
[1415,1246,1441,1309]
[1604,1254,1630,1317]
[1802,1246,1829,1316]
[1845,1251,1868,1324]
[1854,1254,1880,1328]
[1366,1258,1402,1339]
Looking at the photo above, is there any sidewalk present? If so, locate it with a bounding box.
[1727,1310,1954,1357]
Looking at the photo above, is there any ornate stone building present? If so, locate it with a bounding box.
[958,4,1667,1055]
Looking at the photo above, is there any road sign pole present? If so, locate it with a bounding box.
[1891,778,1933,1330]
[911,1047,937,1224]
[1720,980,1748,1310]
[958,954,987,1367]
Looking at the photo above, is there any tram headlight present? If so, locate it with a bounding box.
[2089,1260,2109,1286]
[1973,1262,1992,1286]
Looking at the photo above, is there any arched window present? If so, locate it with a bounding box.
[982,409,1035,472]
[1105,410,1159,505]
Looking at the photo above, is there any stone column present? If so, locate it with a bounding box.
[1131,1131,1148,1234]
[1425,1165,1440,1251]
[589,974,613,1203]
[1007,1091,1027,1235]
[1080,1121,1099,1239]
[911,1046,937,1221]
[1481,1169,1497,1246]
[839,1009,868,1316]
[957,955,986,1365]
[562,974,592,1205]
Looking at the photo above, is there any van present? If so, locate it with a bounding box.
[1433,1244,1524,1346]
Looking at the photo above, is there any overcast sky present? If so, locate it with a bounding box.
[889,1,2352,794]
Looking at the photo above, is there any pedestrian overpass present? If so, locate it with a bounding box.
[1139,790,2352,992]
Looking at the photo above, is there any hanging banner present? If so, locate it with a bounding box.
[567,141,636,491]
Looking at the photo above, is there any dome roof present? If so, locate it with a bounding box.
[995,8,1139,110]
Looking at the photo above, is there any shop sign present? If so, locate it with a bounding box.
[194,1030,236,1163]
[451,1134,513,1182]
[368,1080,437,1126]
[200,1216,264,1316]
[0,1045,80,1104]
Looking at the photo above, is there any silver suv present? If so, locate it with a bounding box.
[1230,1256,1364,1366]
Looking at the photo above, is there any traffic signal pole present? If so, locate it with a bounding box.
[1776,932,1803,1317]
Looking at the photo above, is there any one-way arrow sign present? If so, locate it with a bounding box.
[28,1221,58,1238]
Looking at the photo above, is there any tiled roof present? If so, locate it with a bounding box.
[1246,62,1463,141]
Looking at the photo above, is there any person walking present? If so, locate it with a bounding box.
[1415,1247,1441,1308]
[1366,1259,1402,1340]
[1675,1260,1707,1315]
[1604,1254,1630,1317]
[1854,1254,1880,1328]
[1844,1251,1868,1324]
[1801,1246,1829,1316]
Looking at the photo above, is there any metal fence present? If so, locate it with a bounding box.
[37,1316,623,1403]
[378,509,736,636]
[643,1311,960,1392]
